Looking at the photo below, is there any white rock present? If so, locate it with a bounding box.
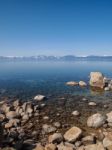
[88,102,97,106]
[66,81,78,86]
[43,116,49,120]
[34,95,45,101]
[79,81,87,87]
[64,126,82,142]
[72,110,80,116]
[87,113,106,128]
[104,87,110,91]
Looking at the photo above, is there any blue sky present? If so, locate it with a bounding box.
[0,0,112,56]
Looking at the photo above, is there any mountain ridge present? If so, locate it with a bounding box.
[1,55,112,61]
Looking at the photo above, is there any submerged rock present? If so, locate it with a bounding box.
[66,81,78,86]
[88,102,97,106]
[34,95,45,101]
[64,126,82,142]
[42,124,56,133]
[87,113,106,128]
[72,110,80,116]
[79,81,87,87]
[48,133,63,143]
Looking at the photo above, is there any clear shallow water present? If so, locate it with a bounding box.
[0,61,112,100]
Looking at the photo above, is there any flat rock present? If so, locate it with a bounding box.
[64,126,82,142]
[34,95,45,101]
[85,143,105,150]
[88,102,97,106]
[87,113,106,128]
[66,81,78,86]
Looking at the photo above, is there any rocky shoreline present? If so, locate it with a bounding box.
[0,72,112,150]
[0,94,112,150]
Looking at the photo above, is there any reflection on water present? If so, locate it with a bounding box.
[0,61,112,100]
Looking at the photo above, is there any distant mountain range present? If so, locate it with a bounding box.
[1,55,112,61]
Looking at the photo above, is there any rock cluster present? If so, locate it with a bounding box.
[67,72,112,91]
[0,95,112,150]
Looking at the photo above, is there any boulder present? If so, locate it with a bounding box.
[34,95,45,101]
[87,113,106,128]
[79,81,87,87]
[66,81,78,86]
[64,126,82,142]
[89,72,105,89]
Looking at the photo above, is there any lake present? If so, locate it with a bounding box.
[0,61,112,100]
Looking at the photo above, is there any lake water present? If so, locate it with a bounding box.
[0,61,112,100]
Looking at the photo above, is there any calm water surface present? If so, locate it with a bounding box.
[0,61,112,100]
